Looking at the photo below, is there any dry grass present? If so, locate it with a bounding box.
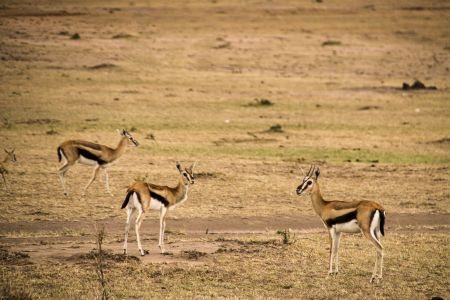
[0,0,449,298]
[1,231,449,299]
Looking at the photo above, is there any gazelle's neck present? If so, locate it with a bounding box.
[310,182,326,216]
[110,136,128,161]
[174,176,189,204]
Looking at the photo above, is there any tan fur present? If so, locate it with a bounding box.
[57,129,138,196]
[296,166,385,283]
[122,162,195,256]
[0,149,17,189]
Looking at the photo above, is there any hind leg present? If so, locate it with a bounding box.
[123,207,134,255]
[135,208,147,256]
[362,230,384,283]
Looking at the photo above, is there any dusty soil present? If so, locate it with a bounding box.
[1,213,448,265]
[0,0,449,298]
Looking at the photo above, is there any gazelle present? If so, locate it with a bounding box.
[0,149,17,189]
[57,129,139,196]
[296,165,386,283]
[121,161,196,256]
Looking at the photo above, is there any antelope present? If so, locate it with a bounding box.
[121,161,196,256]
[296,165,386,283]
[0,149,17,189]
[57,129,139,196]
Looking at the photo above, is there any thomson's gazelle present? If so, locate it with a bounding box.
[0,149,17,189]
[296,165,386,283]
[57,129,139,196]
[121,161,196,256]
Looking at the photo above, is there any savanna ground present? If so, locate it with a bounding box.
[0,0,449,298]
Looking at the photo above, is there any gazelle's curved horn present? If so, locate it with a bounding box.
[307,164,314,177]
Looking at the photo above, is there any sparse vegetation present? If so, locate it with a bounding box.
[0,0,449,299]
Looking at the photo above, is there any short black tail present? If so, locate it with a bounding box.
[57,147,62,162]
[380,210,385,236]
[121,191,133,209]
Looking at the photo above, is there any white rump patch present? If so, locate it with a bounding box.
[334,219,360,233]
[131,193,142,211]
[370,210,381,241]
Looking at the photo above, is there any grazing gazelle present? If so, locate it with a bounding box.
[121,161,196,256]
[296,165,386,283]
[57,129,139,196]
[0,149,17,189]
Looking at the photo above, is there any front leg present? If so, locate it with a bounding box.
[328,228,338,276]
[158,206,168,254]
[1,173,7,190]
[82,165,100,196]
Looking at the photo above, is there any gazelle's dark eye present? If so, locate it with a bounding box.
[307,181,312,186]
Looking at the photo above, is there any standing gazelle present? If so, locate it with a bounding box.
[296,165,386,283]
[57,129,139,196]
[121,161,196,256]
[0,149,17,189]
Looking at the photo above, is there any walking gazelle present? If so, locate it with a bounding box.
[0,149,17,189]
[121,161,196,256]
[57,129,139,196]
[296,165,386,283]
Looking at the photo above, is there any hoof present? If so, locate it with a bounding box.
[370,276,381,284]
[123,249,127,255]
[140,249,149,256]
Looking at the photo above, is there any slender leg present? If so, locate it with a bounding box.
[158,206,168,254]
[58,163,72,196]
[102,167,113,196]
[135,208,146,256]
[1,173,7,190]
[328,228,336,275]
[82,165,100,196]
[334,232,342,274]
[123,207,134,255]
[363,230,384,283]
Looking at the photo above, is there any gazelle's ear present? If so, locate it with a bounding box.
[189,161,197,171]
[11,148,15,153]
[176,161,182,172]
[315,168,320,180]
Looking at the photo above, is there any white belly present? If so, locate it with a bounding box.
[78,156,98,166]
[149,198,164,210]
[334,219,360,233]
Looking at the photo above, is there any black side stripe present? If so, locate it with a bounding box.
[150,191,170,207]
[78,148,107,165]
[325,210,357,227]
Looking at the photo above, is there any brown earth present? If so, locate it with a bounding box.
[0,0,449,298]
[1,213,448,265]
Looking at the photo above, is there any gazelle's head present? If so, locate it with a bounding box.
[4,148,17,163]
[119,129,139,147]
[296,165,320,196]
[176,161,196,185]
